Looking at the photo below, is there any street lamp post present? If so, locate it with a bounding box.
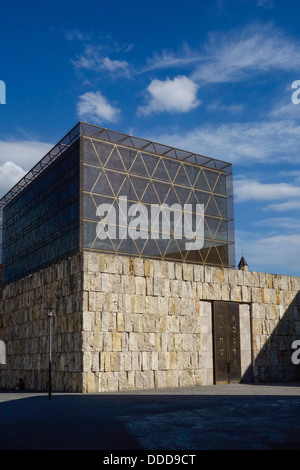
[48,311,53,401]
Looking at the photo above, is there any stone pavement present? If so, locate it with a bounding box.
[1,382,300,451]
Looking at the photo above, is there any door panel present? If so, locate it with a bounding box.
[213,302,241,384]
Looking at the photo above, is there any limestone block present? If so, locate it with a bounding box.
[134,258,144,277]
[101,273,110,293]
[101,311,114,332]
[241,286,251,303]
[146,277,154,296]
[174,333,183,351]
[183,263,193,281]
[118,371,128,389]
[110,274,122,293]
[153,277,165,296]
[127,371,135,390]
[94,330,103,350]
[135,276,146,295]
[141,351,150,370]
[200,332,212,352]
[132,314,142,333]
[103,332,113,351]
[151,352,159,370]
[128,332,139,351]
[133,295,146,314]
[104,292,119,313]
[167,261,175,280]
[194,265,204,282]
[199,316,211,335]
[167,315,180,333]
[143,332,157,351]
[175,263,182,280]
[115,312,124,332]
[200,301,212,317]
[154,370,167,388]
[178,369,194,387]
[230,285,242,302]
[132,351,141,370]
[119,352,132,371]
[142,314,156,333]
[198,350,213,369]
[144,259,153,278]
[120,256,130,275]
[112,332,122,351]
[99,371,118,392]
[146,296,158,315]
[89,291,105,311]
[122,275,136,294]
[82,311,94,331]
[166,370,179,388]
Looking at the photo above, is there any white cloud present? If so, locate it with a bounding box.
[143,23,300,86]
[77,91,121,124]
[234,178,300,203]
[254,0,274,8]
[266,200,300,212]
[138,76,200,115]
[0,161,26,197]
[153,118,300,164]
[72,45,131,78]
[254,217,300,231]
[0,140,53,199]
[192,23,300,84]
[235,231,300,276]
[0,140,52,169]
[101,57,131,76]
[141,44,201,73]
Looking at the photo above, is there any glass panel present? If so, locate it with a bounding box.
[153,181,172,205]
[174,165,191,187]
[91,170,115,196]
[194,171,210,192]
[163,158,181,182]
[204,169,219,191]
[141,153,160,178]
[105,147,127,171]
[128,152,149,178]
[91,140,114,167]
[1,141,80,285]
[152,159,171,182]
[205,196,220,217]
[214,173,226,195]
[214,195,227,218]
[117,147,138,170]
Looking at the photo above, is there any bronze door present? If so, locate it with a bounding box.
[213,302,241,383]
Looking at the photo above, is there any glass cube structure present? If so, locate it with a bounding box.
[0,122,235,285]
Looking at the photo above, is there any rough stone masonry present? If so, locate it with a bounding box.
[0,251,299,393]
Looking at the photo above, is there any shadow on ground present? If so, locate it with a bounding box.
[1,383,300,450]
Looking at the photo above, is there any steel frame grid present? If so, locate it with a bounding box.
[0,121,233,211]
[79,129,235,269]
[0,122,236,286]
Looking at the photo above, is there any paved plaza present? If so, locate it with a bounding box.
[1,382,300,451]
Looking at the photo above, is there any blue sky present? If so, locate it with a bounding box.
[0,0,300,276]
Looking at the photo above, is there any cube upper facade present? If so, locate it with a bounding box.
[0,122,235,285]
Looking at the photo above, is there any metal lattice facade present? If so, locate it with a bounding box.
[0,122,235,285]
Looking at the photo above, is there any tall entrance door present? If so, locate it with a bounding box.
[213,301,241,384]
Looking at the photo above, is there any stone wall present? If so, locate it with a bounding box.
[0,251,299,393]
[0,255,83,392]
[82,252,300,392]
